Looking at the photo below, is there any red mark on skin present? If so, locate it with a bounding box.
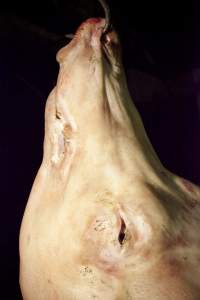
[181,179,199,209]
[176,235,188,247]
[97,258,121,278]
[184,197,198,209]
[141,248,151,259]
[167,258,182,277]
[164,233,188,250]
[87,18,102,24]
[156,255,183,279]
[78,18,103,31]
[73,18,104,43]
[100,261,117,273]
[182,178,195,193]
[155,256,183,280]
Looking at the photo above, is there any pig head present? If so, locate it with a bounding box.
[19,18,200,300]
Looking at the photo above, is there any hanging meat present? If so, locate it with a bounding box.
[19,2,200,299]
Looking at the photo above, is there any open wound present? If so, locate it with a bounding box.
[118,217,126,245]
[51,108,73,165]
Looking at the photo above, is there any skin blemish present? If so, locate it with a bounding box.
[118,217,126,245]
[63,124,72,139]
[167,258,183,277]
[157,255,183,279]
[176,235,188,247]
[76,18,102,35]
[141,248,151,259]
[98,259,119,275]
[80,266,93,277]
[87,18,102,25]
[164,233,188,250]
[184,196,198,209]
[182,178,196,194]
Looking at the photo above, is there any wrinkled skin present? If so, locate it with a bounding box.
[19,18,200,300]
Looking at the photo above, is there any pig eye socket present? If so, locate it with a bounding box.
[118,217,126,245]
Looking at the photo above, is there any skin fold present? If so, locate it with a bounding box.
[19,18,200,300]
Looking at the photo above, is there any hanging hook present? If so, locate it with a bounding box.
[98,0,111,33]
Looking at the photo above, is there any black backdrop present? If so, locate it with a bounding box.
[0,0,200,299]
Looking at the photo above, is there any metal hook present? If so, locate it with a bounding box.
[98,0,111,33]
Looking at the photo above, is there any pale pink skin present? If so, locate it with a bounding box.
[19,18,200,300]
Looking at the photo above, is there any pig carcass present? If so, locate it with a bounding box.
[19,18,200,300]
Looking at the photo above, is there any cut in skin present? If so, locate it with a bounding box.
[19,18,200,300]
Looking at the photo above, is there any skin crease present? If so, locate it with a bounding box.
[19,18,200,300]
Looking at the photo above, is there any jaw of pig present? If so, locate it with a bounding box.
[19,18,200,300]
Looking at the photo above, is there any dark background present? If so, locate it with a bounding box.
[0,0,200,299]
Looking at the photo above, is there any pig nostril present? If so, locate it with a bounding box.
[118,217,126,245]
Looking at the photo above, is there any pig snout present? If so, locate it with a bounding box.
[74,18,105,46]
[56,18,120,68]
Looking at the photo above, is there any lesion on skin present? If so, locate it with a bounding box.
[78,179,200,285]
[79,199,152,275]
[42,85,78,181]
